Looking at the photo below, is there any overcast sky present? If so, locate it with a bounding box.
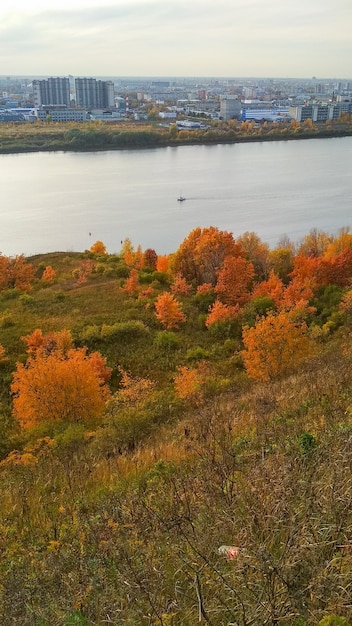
[0,0,351,79]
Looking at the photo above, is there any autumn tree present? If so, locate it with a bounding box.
[11,331,111,429]
[205,299,240,329]
[268,246,294,284]
[116,367,155,405]
[251,270,284,308]
[296,228,332,257]
[41,265,56,282]
[89,240,107,255]
[22,328,73,356]
[156,255,170,273]
[237,231,269,280]
[242,311,313,381]
[324,227,352,259]
[174,365,203,402]
[0,254,35,292]
[122,269,139,294]
[317,248,352,287]
[170,273,192,296]
[173,226,243,285]
[143,248,158,270]
[215,255,254,306]
[154,292,186,329]
[73,260,95,284]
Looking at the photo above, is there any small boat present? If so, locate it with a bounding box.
[177,196,186,202]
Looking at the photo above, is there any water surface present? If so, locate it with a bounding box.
[1,137,351,256]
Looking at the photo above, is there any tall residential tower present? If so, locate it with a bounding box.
[75,78,115,109]
[32,77,71,107]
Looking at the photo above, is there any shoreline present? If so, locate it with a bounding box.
[1,123,352,155]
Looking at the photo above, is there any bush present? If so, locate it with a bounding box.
[19,293,35,307]
[154,331,180,351]
[100,320,149,342]
[0,313,15,328]
[79,325,101,343]
[186,347,210,362]
[318,617,351,626]
[192,291,216,312]
[151,271,169,285]
[139,272,154,284]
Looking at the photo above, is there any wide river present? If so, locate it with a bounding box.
[1,136,352,257]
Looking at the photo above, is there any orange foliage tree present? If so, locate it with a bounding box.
[215,255,254,306]
[74,260,95,284]
[41,265,56,282]
[122,269,139,294]
[241,311,313,381]
[154,292,186,329]
[317,248,352,287]
[173,226,243,285]
[156,255,170,273]
[205,300,240,329]
[251,270,284,308]
[11,330,111,428]
[0,254,35,292]
[22,328,73,356]
[170,273,192,296]
[89,240,107,255]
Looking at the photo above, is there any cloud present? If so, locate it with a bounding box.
[0,0,351,77]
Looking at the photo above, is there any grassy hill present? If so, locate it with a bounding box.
[1,241,352,625]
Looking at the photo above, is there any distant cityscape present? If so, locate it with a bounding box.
[1,75,352,125]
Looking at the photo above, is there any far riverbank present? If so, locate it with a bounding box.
[1,119,352,154]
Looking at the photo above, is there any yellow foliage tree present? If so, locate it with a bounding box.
[117,367,155,405]
[241,311,313,382]
[89,240,107,255]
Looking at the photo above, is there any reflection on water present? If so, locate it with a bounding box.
[1,137,351,256]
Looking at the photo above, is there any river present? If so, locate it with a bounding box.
[1,137,351,257]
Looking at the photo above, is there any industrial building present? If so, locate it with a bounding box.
[289,102,352,122]
[219,95,241,120]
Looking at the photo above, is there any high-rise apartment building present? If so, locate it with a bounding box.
[75,78,115,109]
[32,77,71,107]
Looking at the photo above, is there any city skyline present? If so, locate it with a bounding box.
[0,0,351,79]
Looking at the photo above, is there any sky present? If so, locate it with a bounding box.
[0,0,351,79]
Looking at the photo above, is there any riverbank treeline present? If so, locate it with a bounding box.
[2,226,352,624]
[1,116,352,153]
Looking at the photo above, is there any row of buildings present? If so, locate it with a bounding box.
[219,94,352,123]
[2,75,352,124]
